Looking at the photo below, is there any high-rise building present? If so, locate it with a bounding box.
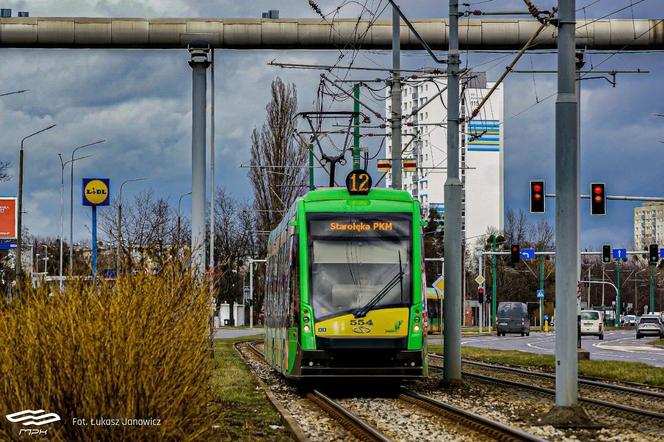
[384,73,504,242]
[634,202,664,249]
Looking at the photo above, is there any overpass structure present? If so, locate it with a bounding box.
[0,18,662,50]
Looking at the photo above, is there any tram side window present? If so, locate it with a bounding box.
[289,235,300,327]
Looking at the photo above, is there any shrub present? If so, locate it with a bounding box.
[0,265,214,441]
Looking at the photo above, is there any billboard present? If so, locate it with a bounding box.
[82,178,110,206]
[0,197,17,239]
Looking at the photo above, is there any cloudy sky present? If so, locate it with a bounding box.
[0,0,661,250]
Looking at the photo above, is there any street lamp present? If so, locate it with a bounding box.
[35,253,40,274]
[177,191,192,251]
[69,140,105,272]
[16,123,56,283]
[58,153,92,289]
[0,89,29,97]
[117,177,147,273]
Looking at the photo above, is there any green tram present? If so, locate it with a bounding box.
[264,171,428,378]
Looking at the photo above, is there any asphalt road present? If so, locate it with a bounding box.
[434,330,664,367]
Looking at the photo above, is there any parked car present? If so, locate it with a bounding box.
[621,315,637,326]
[496,302,530,337]
[636,315,664,339]
[580,310,604,340]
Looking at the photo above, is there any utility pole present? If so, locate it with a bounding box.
[352,84,361,171]
[651,267,656,314]
[389,4,402,189]
[547,0,586,418]
[443,0,462,383]
[188,43,211,275]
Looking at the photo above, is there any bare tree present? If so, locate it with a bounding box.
[249,77,307,244]
[0,161,10,182]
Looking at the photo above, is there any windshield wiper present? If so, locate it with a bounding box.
[354,252,404,318]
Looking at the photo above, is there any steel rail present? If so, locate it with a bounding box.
[400,390,547,442]
[463,371,664,423]
[244,341,391,441]
[0,18,661,50]
[307,391,393,442]
[460,358,664,400]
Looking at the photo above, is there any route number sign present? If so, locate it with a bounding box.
[346,169,372,195]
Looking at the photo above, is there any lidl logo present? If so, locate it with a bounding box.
[82,178,110,206]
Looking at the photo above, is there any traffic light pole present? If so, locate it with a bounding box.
[539,245,544,330]
[615,260,621,327]
[491,235,497,328]
[651,267,656,314]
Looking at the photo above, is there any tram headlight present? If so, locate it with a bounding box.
[414,325,420,333]
[304,325,311,333]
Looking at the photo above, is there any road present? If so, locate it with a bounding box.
[432,330,664,367]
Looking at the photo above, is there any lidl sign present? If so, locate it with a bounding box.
[82,178,110,206]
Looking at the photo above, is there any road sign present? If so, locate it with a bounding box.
[612,248,627,259]
[660,248,664,259]
[475,275,485,285]
[433,276,445,294]
[82,178,110,206]
[521,248,535,260]
[402,158,417,172]
[0,242,16,250]
[243,286,251,300]
[536,289,545,299]
[377,159,391,172]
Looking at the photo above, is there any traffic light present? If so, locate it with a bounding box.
[478,287,485,303]
[602,245,611,263]
[510,244,520,264]
[649,244,659,265]
[529,180,545,213]
[590,183,606,215]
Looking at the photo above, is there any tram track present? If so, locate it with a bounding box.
[242,340,391,442]
[398,390,547,442]
[428,356,664,426]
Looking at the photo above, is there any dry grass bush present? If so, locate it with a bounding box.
[0,263,214,441]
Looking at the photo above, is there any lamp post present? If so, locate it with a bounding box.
[69,140,105,272]
[16,123,56,284]
[117,177,147,273]
[177,191,192,253]
[35,253,40,274]
[58,153,92,289]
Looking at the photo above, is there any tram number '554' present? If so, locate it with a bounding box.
[346,169,372,195]
[350,318,373,334]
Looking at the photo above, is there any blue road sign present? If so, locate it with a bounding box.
[521,248,536,260]
[544,315,549,321]
[612,248,627,259]
[536,289,545,299]
[0,243,16,250]
[660,248,664,259]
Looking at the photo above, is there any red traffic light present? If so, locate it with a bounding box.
[590,183,606,215]
[532,183,542,193]
[478,287,484,295]
[593,185,603,195]
[529,180,545,213]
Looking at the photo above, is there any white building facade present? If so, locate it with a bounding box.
[384,73,504,241]
[634,202,664,249]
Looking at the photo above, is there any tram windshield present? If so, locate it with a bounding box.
[308,213,412,320]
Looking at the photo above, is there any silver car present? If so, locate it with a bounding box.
[636,315,664,339]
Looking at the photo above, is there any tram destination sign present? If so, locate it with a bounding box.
[309,214,411,239]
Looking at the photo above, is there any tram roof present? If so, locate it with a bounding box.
[303,187,413,203]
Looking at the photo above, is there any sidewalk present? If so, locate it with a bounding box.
[214,327,265,339]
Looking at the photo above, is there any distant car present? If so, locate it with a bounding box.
[622,315,637,326]
[496,302,530,337]
[580,310,604,340]
[636,315,664,339]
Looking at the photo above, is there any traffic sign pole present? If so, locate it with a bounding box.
[91,205,97,276]
[651,267,656,314]
[539,245,544,330]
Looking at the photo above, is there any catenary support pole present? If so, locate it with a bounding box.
[210,49,216,275]
[189,45,211,274]
[353,84,361,170]
[390,4,402,189]
[308,144,315,190]
[553,0,579,409]
[443,0,462,383]
[249,259,253,329]
[478,251,483,333]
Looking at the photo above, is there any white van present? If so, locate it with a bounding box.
[580,310,604,340]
